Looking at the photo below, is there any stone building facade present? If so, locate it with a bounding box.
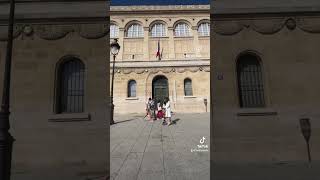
[0,1,109,179]
[110,5,210,114]
[212,0,320,163]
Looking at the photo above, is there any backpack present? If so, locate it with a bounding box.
[150,100,156,110]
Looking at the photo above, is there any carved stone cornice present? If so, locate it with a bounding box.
[111,5,210,15]
[113,66,210,75]
[212,16,320,35]
[0,23,108,41]
[112,59,210,68]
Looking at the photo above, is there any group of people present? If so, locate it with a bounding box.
[145,97,172,126]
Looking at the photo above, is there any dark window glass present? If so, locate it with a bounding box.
[184,78,193,96]
[128,80,137,97]
[237,54,265,108]
[57,58,85,113]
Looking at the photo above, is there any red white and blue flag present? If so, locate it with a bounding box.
[156,40,162,60]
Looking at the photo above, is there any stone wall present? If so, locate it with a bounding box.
[113,67,210,114]
[211,15,320,162]
[0,1,109,178]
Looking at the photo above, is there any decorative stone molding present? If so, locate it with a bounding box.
[78,23,108,39]
[251,18,285,34]
[297,17,320,33]
[213,20,243,35]
[213,17,320,35]
[34,24,73,40]
[114,66,210,74]
[0,23,108,41]
[0,24,23,41]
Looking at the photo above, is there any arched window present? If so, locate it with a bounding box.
[151,23,166,37]
[184,78,193,96]
[56,58,85,113]
[198,22,210,36]
[126,23,144,38]
[237,54,265,108]
[110,24,119,38]
[128,80,137,97]
[174,22,190,37]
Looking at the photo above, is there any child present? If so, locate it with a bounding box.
[156,100,164,120]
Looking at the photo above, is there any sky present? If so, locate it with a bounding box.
[111,0,210,6]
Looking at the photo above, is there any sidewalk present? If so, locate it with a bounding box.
[110,113,210,180]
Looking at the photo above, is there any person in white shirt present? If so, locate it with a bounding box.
[164,97,172,126]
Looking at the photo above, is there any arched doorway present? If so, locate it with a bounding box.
[152,75,169,104]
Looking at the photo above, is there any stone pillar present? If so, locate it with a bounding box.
[168,27,175,59]
[143,27,149,61]
[192,26,201,58]
[118,27,125,61]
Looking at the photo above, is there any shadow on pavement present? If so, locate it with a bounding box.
[171,118,180,125]
[114,119,137,124]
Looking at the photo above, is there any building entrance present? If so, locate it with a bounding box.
[152,75,169,104]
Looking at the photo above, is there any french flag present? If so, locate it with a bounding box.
[156,40,161,60]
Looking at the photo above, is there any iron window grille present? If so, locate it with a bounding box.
[56,58,85,113]
[128,80,137,97]
[237,54,265,108]
[184,78,193,96]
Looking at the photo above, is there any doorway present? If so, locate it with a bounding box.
[152,75,169,104]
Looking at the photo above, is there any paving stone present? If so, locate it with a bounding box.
[111,113,210,180]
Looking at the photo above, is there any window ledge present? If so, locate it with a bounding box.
[123,37,144,40]
[184,96,196,98]
[237,108,277,116]
[126,97,139,100]
[48,113,91,122]
[149,36,169,39]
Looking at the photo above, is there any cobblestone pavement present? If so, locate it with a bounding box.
[110,113,210,180]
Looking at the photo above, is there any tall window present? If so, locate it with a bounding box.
[56,58,85,113]
[128,80,137,97]
[237,54,265,108]
[198,22,210,36]
[127,24,144,38]
[184,78,193,96]
[174,22,190,37]
[151,23,166,37]
[110,24,119,38]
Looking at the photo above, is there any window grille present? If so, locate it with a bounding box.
[57,59,85,113]
[128,80,137,97]
[184,78,193,96]
[237,54,265,108]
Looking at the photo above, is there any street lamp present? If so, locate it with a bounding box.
[110,39,120,125]
[0,0,15,179]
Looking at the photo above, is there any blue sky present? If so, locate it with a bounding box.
[111,0,209,6]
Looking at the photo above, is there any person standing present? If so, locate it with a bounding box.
[164,97,172,126]
[150,98,157,121]
[162,101,167,125]
[156,100,164,120]
[146,98,152,120]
